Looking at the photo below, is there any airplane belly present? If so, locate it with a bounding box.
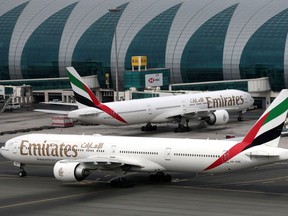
[80,115,124,126]
[86,112,156,126]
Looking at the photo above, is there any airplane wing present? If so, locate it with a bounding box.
[74,157,143,169]
[34,109,69,115]
[60,156,164,171]
[182,107,243,117]
[154,107,236,121]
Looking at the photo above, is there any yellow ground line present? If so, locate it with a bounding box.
[0,190,102,209]
[166,185,288,196]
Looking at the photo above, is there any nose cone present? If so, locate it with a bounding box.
[0,146,3,155]
[0,142,8,157]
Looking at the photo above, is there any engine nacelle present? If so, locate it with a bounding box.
[205,110,229,126]
[53,161,90,182]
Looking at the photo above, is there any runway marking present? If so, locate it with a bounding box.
[0,190,104,210]
[176,175,288,187]
[0,161,11,164]
[166,185,288,196]
[261,181,274,184]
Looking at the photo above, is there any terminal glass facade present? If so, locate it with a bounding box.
[72,3,127,88]
[181,4,238,83]
[0,2,28,80]
[125,4,181,70]
[21,3,77,79]
[240,8,288,91]
[1,1,288,92]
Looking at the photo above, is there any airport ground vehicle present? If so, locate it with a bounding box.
[5,102,20,111]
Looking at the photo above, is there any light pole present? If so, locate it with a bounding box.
[109,8,121,101]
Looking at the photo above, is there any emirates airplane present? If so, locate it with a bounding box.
[1,89,287,187]
[35,67,254,132]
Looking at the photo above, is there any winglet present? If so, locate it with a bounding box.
[205,89,288,171]
[66,67,127,124]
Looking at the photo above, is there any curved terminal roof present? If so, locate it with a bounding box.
[0,0,288,91]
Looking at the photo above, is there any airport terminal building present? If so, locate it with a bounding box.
[1,0,288,92]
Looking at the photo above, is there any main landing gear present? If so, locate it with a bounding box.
[110,167,134,188]
[14,162,27,177]
[110,177,133,188]
[141,123,157,131]
[174,118,190,133]
[149,172,172,183]
[238,113,244,121]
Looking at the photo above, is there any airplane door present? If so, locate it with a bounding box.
[182,101,187,112]
[12,142,18,154]
[222,150,229,162]
[110,145,116,158]
[165,148,171,161]
[147,105,152,115]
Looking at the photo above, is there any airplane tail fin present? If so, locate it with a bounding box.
[204,89,287,171]
[241,89,288,148]
[66,67,127,124]
[66,67,102,109]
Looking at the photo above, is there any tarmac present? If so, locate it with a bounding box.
[0,107,288,215]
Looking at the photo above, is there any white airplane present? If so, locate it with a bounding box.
[1,89,287,187]
[35,67,254,132]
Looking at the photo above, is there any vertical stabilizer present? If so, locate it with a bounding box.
[66,67,127,124]
[241,89,288,148]
[205,89,288,171]
[66,66,101,109]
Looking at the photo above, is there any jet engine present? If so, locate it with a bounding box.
[53,161,90,182]
[205,110,229,125]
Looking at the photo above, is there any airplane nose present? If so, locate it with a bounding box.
[0,141,9,157]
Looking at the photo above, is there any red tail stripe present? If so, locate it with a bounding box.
[204,112,269,171]
[83,85,101,106]
[83,85,127,124]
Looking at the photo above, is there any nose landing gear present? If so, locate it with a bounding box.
[14,162,27,177]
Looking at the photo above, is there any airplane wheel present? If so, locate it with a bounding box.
[152,125,157,131]
[175,126,190,133]
[141,126,146,131]
[18,171,27,177]
[110,177,133,188]
[238,116,243,121]
[164,174,172,182]
[149,172,171,183]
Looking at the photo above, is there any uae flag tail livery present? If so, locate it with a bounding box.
[205,89,288,171]
[66,67,127,124]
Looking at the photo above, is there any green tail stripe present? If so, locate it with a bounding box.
[264,97,288,125]
[67,71,85,92]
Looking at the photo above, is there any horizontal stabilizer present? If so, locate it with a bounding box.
[40,102,77,106]
[245,151,279,158]
[34,109,69,115]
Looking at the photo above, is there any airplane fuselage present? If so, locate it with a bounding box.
[68,90,253,126]
[2,134,287,175]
